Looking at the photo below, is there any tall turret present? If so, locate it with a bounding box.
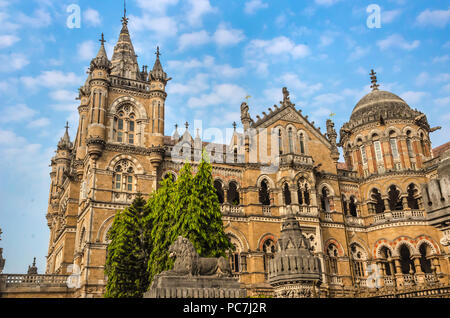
[86,34,111,161]
[148,47,171,170]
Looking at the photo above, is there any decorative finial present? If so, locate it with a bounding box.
[175,124,178,130]
[233,122,237,131]
[32,257,36,267]
[65,122,69,131]
[155,46,161,59]
[185,121,189,130]
[99,33,106,46]
[370,69,379,91]
[121,0,129,25]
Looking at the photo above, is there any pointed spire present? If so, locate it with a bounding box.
[172,124,180,140]
[90,33,111,73]
[58,122,72,150]
[149,46,171,85]
[370,69,380,91]
[27,257,38,275]
[122,0,129,25]
[111,9,140,80]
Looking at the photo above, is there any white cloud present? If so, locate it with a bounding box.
[278,73,323,97]
[0,104,36,123]
[188,84,247,108]
[168,73,210,95]
[135,0,179,14]
[17,9,51,28]
[400,91,428,105]
[246,36,310,60]
[0,35,20,48]
[434,96,450,108]
[417,8,450,28]
[315,0,340,6]
[178,30,210,51]
[83,8,102,27]
[244,0,268,14]
[27,118,50,129]
[213,24,245,47]
[433,55,450,63]
[377,34,420,51]
[77,40,96,61]
[0,53,29,72]
[382,9,402,24]
[21,71,83,89]
[186,0,217,27]
[348,46,370,61]
[168,56,244,78]
[319,35,334,47]
[49,89,78,102]
[129,14,178,38]
[416,72,450,86]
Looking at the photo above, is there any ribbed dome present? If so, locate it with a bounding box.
[349,90,418,125]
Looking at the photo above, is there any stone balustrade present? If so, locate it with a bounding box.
[221,204,243,215]
[1,274,71,287]
[262,206,271,216]
[372,209,426,224]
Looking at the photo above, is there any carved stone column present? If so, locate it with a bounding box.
[412,255,425,284]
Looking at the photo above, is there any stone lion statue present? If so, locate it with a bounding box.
[165,236,232,277]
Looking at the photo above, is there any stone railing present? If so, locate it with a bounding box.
[112,191,136,204]
[297,205,319,217]
[324,212,333,222]
[401,274,418,286]
[221,204,243,215]
[329,275,343,286]
[383,276,394,287]
[1,274,71,287]
[278,154,313,166]
[262,206,271,216]
[372,209,426,224]
[424,273,439,284]
[345,216,364,226]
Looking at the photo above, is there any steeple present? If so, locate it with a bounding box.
[90,33,112,73]
[111,10,140,80]
[149,46,171,85]
[57,122,73,150]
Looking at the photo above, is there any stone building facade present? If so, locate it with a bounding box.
[34,15,450,298]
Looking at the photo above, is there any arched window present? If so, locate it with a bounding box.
[406,184,419,209]
[370,189,385,214]
[303,183,310,205]
[379,246,395,276]
[321,186,331,212]
[341,195,348,215]
[288,127,294,153]
[420,132,427,156]
[214,180,225,204]
[283,183,291,205]
[259,179,271,206]
[263,239,276,275]
[298,183,304,205]
[399,244,415,274]
[113,104,137,145]
[418,244,432,274]
[389,131,400,160]
[227,181,240,206]
[388,185,403,211]
[349,196,357,217]
[228,235,243,274]
[113,160,135,192]
[299,133,305,155]
[278,129,283,155]
[406,130,414,158]
[350,243,366,278]
[327,244,339,275]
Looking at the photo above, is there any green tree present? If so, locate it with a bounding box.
[104,194,152,298]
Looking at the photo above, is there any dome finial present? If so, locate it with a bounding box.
[370,69,379,91]
[121,0,129,25]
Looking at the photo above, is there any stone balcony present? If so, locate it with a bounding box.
[221,204,243,215]
[280,205,319,217]
[278,154,314,166]
[372,209,426,224]
[0,274,75,298]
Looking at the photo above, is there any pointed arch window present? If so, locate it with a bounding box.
[399,244,415,274]
[283,183,291,205]
[379,246,394,276]
[370,188,385,214]
[321,186,331,212]
[114,104,137,145]
[350,244,366,278]
[288,127,293,153]
[214,180,225,204]
[299,133,305,154]
[327,244,339,275]
[388,185,403,211]
[419,244,432,274]
[349,196,357,217]
[341,195,348,215]
[227,181,240,206]
[263,239,276,276]
[407,184,419,209]
[303,184,310,205]
[113,160,135,192]
[259,179,271,206]
[278,129,283,155]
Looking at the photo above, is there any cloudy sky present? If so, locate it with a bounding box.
[0,0,449,273]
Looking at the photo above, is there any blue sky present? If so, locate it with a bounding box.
[0,0,449,273]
